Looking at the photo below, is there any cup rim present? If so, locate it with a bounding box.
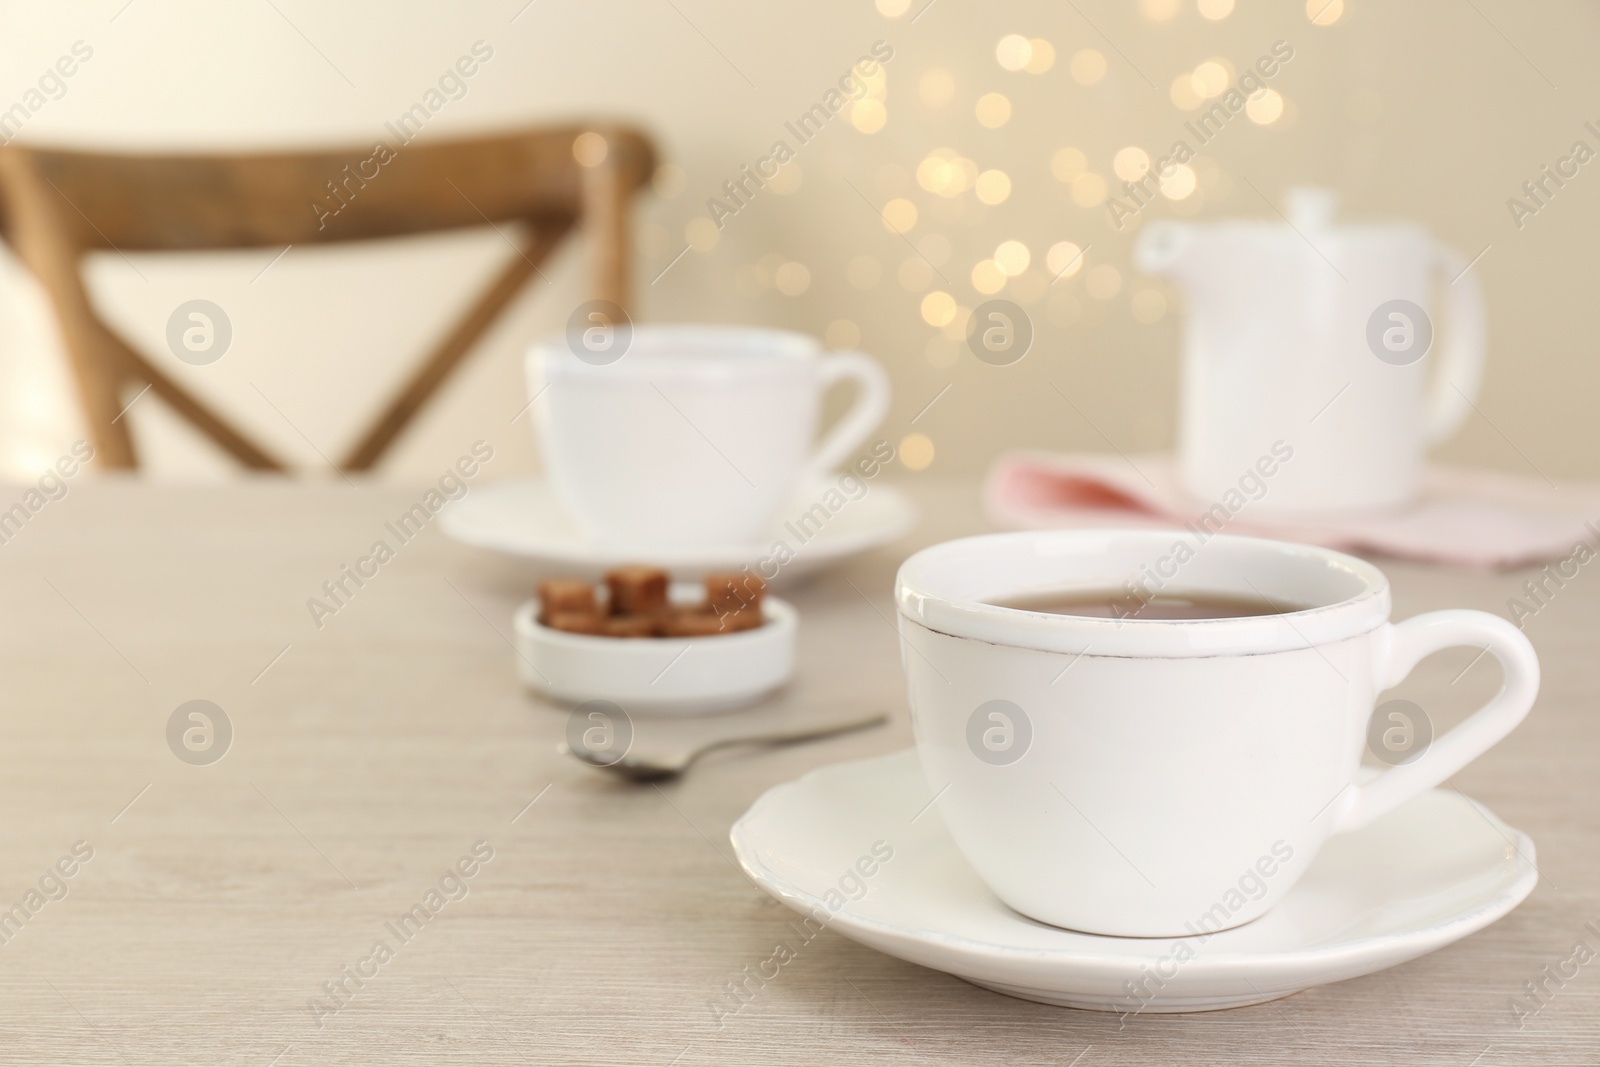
[895,528,1390,658]
[531,323,824,379]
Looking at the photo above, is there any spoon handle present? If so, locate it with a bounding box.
[691,711,890,763]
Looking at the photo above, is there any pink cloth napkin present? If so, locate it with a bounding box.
[984,451,1600,569]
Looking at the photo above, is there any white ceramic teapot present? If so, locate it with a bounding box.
[1136,188,1486,516]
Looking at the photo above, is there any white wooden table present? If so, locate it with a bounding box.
[0,477,1593,1065]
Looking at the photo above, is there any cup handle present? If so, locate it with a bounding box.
[1422,244,1488,446]
[1333,610,1539,833]
[805,351,891,475]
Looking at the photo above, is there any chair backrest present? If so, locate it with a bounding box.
[0,124,656,471]
[0,124,654,250]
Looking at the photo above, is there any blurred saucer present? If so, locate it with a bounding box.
[731,749,1537,1013]
[441,476,916,581]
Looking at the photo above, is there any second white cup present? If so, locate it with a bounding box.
[528,325,890,547]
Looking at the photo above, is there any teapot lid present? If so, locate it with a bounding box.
[1134,186,1431,279]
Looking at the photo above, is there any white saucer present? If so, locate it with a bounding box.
[440,477,916,581]
[731,749,1537,1013]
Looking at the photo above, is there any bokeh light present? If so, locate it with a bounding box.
[1170,74,1203,110]
[1071,172,1108,207]
[1308,0,1344,25]
[1051,147,1088,183]
[851,99,887,133]
[1069,49,1107,86]
[572,131,608,167]
[1131,290,1168,323]
[975,169,1012,204]
[1046,241,1085,279]
[875,0,911,16]
[1192,60,1230,99]
[976,92,1012,128]
[994,240,1031,275]
[920,291,957,327]
[918,149,978,197]
[996,34,1032,71]
[775,261,809,296]
[859,65,888,101]
[971,259,1007,294]
[1159,164,1197,200]
[882,197,919,233]
[825,319,861,348]
[685,217,719,251]
[1140,0,1180,22]
[1198,0,1235,18]
[1024,39,1056,74]
[1113,147,1151,182]
[899,433,935,471]
[769,163,802,195]
[1246,89,1284,125]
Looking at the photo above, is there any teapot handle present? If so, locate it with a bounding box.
[1424,245,1487,446]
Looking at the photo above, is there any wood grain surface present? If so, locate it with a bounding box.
[0,476,1593,1065]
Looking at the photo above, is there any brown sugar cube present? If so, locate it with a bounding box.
[715,605,765,632]
[705,571,765,614]
[660,608,727,638]
[545,610,606,635]
[604,566,669,616]
[536,578,597,623]
[603,614,660,639]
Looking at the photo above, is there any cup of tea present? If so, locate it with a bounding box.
[895,528,1538,937]
[528,325,890,547]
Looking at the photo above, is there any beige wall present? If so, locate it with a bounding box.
[2,0,1596,485]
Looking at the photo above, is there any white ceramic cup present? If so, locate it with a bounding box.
[528,325,890,546]
[895,529,1539,938]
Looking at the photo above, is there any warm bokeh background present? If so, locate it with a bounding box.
[2,0,1595,484]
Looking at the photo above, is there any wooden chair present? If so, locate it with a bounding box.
[0,125,656,471]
